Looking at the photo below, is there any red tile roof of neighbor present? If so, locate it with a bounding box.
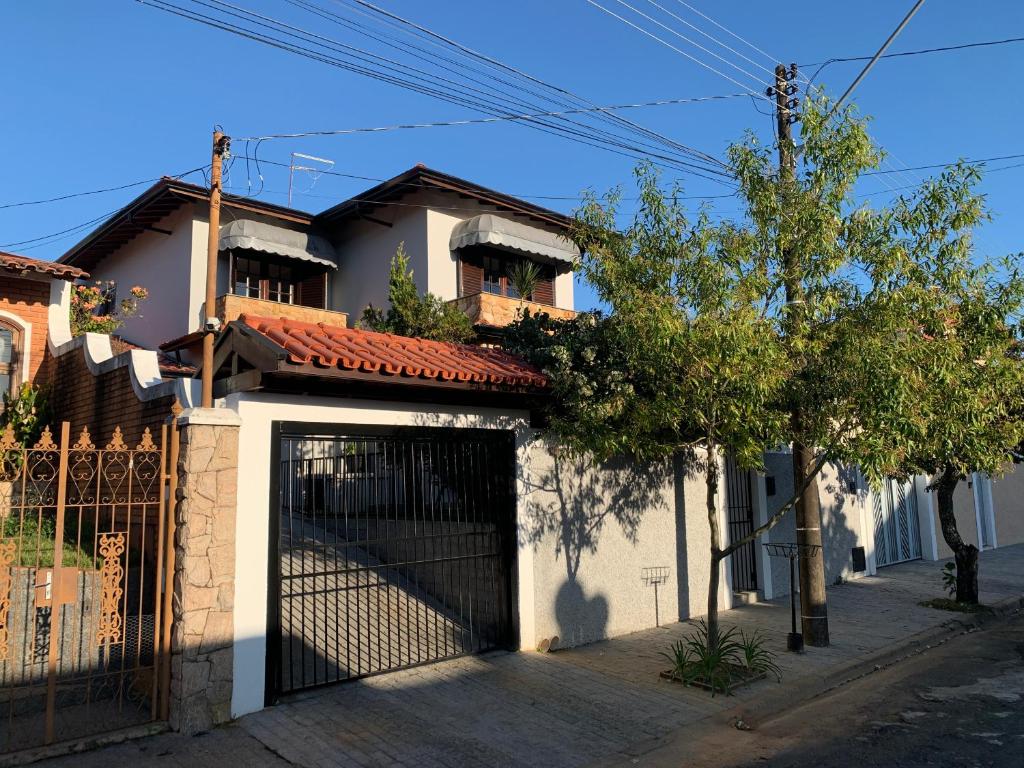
[240,315,547,389]
[0,250,88,280]
[110,337,197,377]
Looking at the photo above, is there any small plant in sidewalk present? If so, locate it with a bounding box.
[660,620,781,696]
[738,629,782,683]
[941,562,957,598]
[70,280,148,336]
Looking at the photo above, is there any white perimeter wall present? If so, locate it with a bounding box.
[763,453,876,595]
[224,392,727,719]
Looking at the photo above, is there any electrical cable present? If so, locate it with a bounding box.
[340,0,727,169]
[139,0,732,180]
[234,93,750,141]
[0,166,208,210]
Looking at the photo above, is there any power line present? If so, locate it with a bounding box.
[800,35,1024,69]
[234,92,750,141]
[825,0,928,120]
[138,0,732,181]
[642,0,780,82]
[340,0,727,169]
[864,152,1024,175]
[609,0,768,88]
[586,0,773,103]
[0,166,208,210]
[670,0,779,68]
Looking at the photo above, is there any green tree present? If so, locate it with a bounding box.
[848,165,1024,604]
[509,95,1003,648]
[361,243,474,343]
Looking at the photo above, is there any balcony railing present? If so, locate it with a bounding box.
[216,294,350,328]
[450,292,576,328]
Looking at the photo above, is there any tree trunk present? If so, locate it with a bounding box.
[791,433,830,647]
[935,466,980,604]
[706,443,722,651]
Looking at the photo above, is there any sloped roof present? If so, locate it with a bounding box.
[238,314,546,389]
[315,164,572,230]
[0,250,88,280]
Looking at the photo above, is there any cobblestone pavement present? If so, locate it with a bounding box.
[32,545,1024,768]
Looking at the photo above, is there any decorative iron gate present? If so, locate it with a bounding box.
[724,456,757,592]
[872,478,922,567]
[269,424,517,698]
[0,421,172,753]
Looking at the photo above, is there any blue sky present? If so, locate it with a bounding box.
[1,1,1022,311]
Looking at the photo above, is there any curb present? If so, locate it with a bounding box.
[724,592,1024,730]
[601,593,1024,767]
[0,722,168,768]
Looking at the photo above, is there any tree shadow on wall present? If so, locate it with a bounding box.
[520,440,674,648]
[819,464,868,585]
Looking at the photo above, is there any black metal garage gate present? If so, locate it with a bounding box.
[267,423,517,699]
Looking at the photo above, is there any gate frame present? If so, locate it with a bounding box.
[265,420,519,705]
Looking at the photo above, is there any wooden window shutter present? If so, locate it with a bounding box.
[532,268,555,306]
[460,254,483,296]
[297,272,328,309]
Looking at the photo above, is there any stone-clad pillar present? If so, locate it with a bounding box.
[169,408,241,734]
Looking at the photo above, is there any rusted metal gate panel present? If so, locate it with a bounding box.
[0,421,174,753]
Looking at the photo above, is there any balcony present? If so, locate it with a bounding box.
[451,292,576,328]
[216,294,350,329]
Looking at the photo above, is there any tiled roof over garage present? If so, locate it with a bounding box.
[240,314,547,389]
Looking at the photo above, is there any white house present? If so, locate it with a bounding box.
[54,164,1024,722]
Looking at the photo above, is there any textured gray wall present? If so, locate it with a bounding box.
[518,439,725,650]
[763,453,869,597]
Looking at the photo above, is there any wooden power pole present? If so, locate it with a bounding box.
[772,63,830,647]
[201,129,230,409]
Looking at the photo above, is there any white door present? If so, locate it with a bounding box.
[872,478,922,567]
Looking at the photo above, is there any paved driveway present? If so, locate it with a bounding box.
[35,545,1024,768]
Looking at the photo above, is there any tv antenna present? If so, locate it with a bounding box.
[288,152,334,206]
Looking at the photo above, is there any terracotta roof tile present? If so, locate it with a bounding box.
[111,337,197,377]
[240,314,547,389]
[0,250,88,280]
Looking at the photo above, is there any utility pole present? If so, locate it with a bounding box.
[771,63,830,647]
[201,129,231,409]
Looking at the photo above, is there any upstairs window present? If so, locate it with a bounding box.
[232,255,295,305]
[461,249,555,304]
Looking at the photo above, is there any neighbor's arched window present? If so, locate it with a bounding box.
[0,320,22,404]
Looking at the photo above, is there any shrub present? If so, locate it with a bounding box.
[361,244,474,343]
[0,383,50,447]
[70,281,148,336]
[662,620,782,696]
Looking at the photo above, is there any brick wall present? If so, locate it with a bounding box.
[48,346,175,448]
[0,275,53,385]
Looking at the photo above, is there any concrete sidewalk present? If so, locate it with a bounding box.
[32,545,1024,768]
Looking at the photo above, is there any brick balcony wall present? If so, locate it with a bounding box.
[215,294,350,328]
[452,292,576,328]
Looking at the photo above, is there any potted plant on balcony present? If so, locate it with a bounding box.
[507,261,542,314]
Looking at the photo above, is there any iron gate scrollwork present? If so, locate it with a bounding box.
[0,421,173,753]
[270,424,517,698]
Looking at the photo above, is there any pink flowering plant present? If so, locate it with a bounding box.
[70,281,148,336]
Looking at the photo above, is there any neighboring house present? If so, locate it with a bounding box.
[0,250,86,400]
[57,165,578,360]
